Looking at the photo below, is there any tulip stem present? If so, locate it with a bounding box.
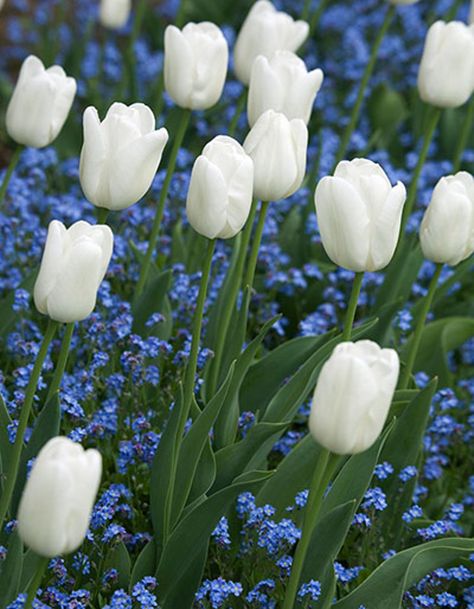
[342,272,364,341]
[453,97,474,173]
[243,200,269,291]
[136,108,191,295]
[282,448,337,609]
[0,146,22,206]
[399,263,442,389]
[183,238,216,413]
[0,320,58,528]
[228,89,247,137]
[401,106,441,230]
[96,207,109,224]
[23,556,49,609]
[46,322,75,402]
[333,4,395,169]
[206,199,258,398]
[309,0,331,34]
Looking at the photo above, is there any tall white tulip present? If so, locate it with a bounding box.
[309,341,399,455]
[420,172,474,266]
[315,158,406,272]
[243,109,307,201]
[418,21,474,108]
[6,55,76,148]
[99,0,131,29]
[164,22,228,110]
[17,437,102,557]
[187,136,254,239]
[34,220,113,323]
[79,102,168,211]
[234,1,309,86]
[247,51,323,127]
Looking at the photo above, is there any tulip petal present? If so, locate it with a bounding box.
[34,220,67,315]
[369,181,406,271]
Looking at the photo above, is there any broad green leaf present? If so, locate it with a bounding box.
[104,542,131,589]
[170,364,234,526]
[161,542,209,609]
[19,550,43,590]
[130,540,156,589]
[11,393,61,516]
[157,470,273,602]
[0,395,13,483]
[333,538,474,609]
[0,532,23,608]
[131,269,172,337]
[187,440,216,504]
[402,317,474,386]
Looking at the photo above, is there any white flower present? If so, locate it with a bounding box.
[79,102,168,210]
[99,0,131,29]
[315,158,406,272]
[6,55,76,148]
[34,220,113,323]
[186,136,254,239]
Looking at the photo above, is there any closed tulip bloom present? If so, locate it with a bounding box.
[309,341,399,455]
[243,109,307,201]
[315,159,406,272]
[186,136,254,239]
[234,0,309,85]
[418,21,474,108]
[6,55,76,148]
[99,0,131,29]
[164,22,228,110]
[34,220,113,323]
[420,172,474,266]
[80,103,168,210]
[17,437,102,557]
[247,51,323,127]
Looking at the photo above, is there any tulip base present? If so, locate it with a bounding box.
[0,145,22,206]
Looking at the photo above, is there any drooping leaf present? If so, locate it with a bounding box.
[132,269,173,338]
[129,540,157,589]
[104,541,131,589]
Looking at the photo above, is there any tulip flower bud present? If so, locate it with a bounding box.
[34,220,113,323]
[309,341,399,455]
[164,22,228,110]
[6,55,76,148]
[417,21,474,108]
[420,172,474,266]
[79,102,168,210]
[186,136,254,239]
[99,0,131,29]
[315,158,406,272]
[234,0,309,86]
[247,51,323,127]
[243,109,307,202]
[17,437,102,557]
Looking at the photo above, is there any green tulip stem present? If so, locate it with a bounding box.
[136,108,191,296]
[243,200,270,291]
[123,0,147,100]
[46,323,75,402]
[342,272,364,341]
[228,89,248,137]
[453,96,474,173]
[183,237,216,413]
[176,0,186,27]
[302,0,312,21]
[0,146,22,206]
[401,106,441,230]
[96,207,109,224]
[23,556,49,609]
[309,0,332,34]
[399,263,442,389]
[0,320,58,528]
[333,4,395,169]
[206,199,258,398]
[282,448,337,609]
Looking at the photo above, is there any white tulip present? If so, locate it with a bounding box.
[315,158,406,272]
[248,51,323,127]
[234,0,309,86]
[17,437,102,558]
[420,172,474,266]
[186,136,254,239]
[6,55,76,148]
[309,341,399,455]
[79,102,168,211]
[164,22,228,110]
[418,21,474,108]
[243,109,307,201]
[34,220,113,323]
[99,0,131,29]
